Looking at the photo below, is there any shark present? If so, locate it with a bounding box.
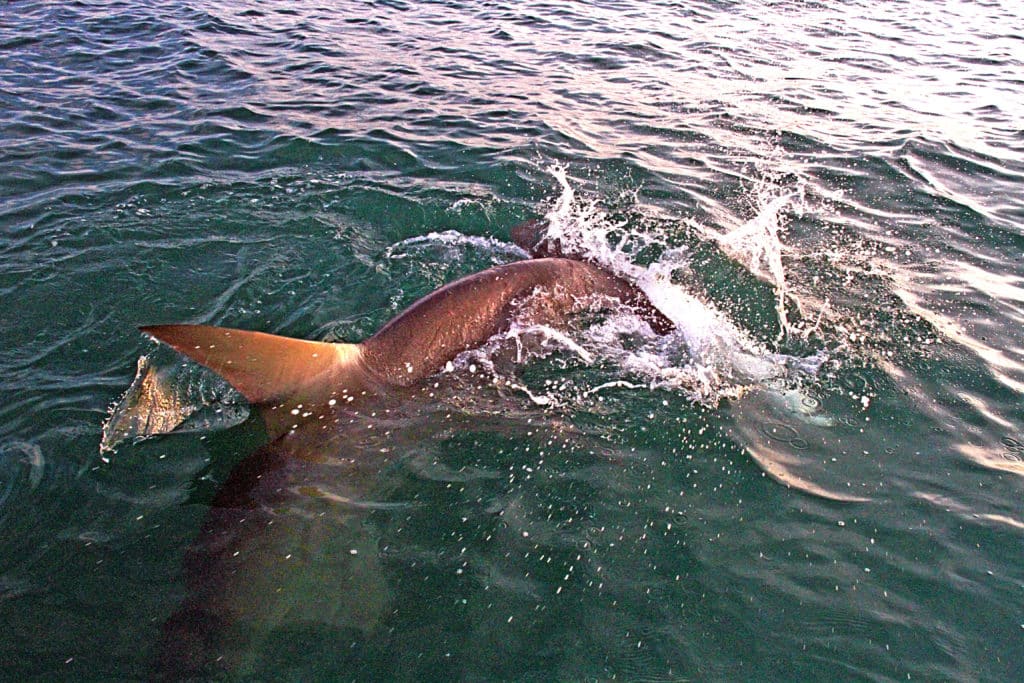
[145,226,675,677]
[144,216,866,676]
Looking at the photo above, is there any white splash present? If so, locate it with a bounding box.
[697,175,808,339]
[449,321,600,407]
[534,164,822,404]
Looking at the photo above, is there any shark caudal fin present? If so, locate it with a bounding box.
[140,324,364,407]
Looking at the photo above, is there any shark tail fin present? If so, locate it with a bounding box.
[140,324,362,406]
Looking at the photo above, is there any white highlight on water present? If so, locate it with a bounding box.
[386,229,529,261]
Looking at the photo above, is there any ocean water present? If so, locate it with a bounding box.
[2,0,1023,680]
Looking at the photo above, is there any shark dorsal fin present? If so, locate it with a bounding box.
[140,324,364,406]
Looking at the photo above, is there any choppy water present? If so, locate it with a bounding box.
[2,0,1023,679]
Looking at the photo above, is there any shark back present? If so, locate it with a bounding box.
[360,257,654,382]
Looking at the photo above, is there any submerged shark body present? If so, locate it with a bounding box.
[147,253,674,676]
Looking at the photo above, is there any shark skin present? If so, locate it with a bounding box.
[509,219,674,335]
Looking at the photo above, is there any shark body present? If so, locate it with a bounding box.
[146,249,673,676]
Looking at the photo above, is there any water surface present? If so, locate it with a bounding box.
[1,0,1023,679]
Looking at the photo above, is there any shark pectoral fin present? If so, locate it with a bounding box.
[727,388,871,503]
[140,324,364,407]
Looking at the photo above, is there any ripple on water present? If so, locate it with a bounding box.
[2,0,1024,680]
[0,441,45,508]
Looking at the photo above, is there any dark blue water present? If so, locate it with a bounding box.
[2,1,1023,679]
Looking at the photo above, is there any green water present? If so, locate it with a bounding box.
[2,1,1022,680]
